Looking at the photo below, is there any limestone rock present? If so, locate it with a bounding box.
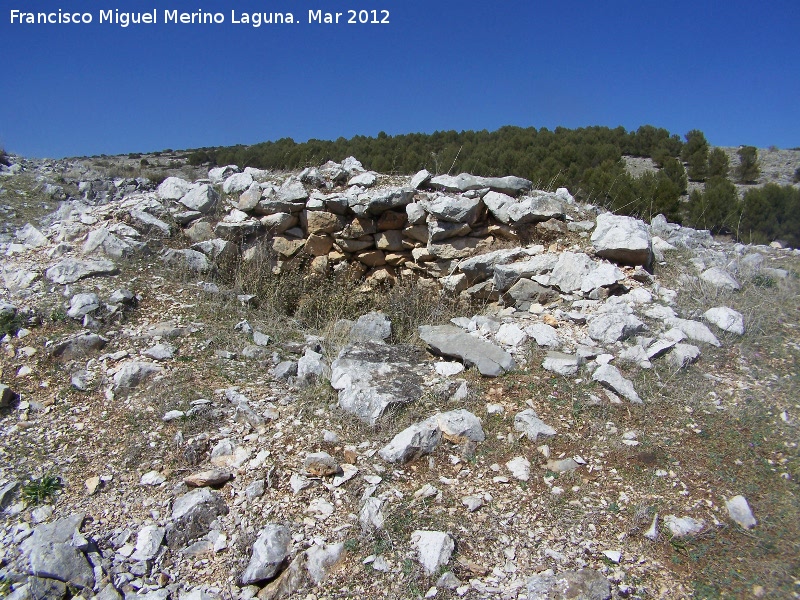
[421,194,482,224]
[303,452,341,477]
[700,267,740,291]
[131,525,165,561]
[180,184,219,214]
[167,488,229,549]
[410,169,432,189]
[113,361,162,392]
[240,524,291,585]
[223,172,254,194]
[664,515,704,537]
[459,247,529,284]
[49,331,107,360]
[162,248,211,273]
[419,325,516,377]
[506,193,565,224]
[542,352,582,376]
[330,341,426,424]
[157,177,193,200]
[67,293,101,320]
[506,456,531,481]
[666,318,721,347]
[703,306,745,335]
[493,254,558,291]
[526,569,611,600]
[378,417,442,463]
[430,173,531,196]
[514,409,556,441]
[46,258,118,284]
[725,495,756,529]
[592,364,642,403]
[525,323,561,348]
[588,312,645,345]
[435,409,485,443]
[667,343,701,368]
[411,531,454,575]
[184,470,233,488]
[591,213,653,266]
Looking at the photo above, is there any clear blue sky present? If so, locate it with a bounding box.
[2,0,798,157]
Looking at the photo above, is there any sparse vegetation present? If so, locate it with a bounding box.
[21,473,63,506]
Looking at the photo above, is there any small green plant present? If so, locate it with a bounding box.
[0,576,12,595]
[22,473,63,506]
[49,307,67,322]
[0,311,26,336]
[344,538,359,553]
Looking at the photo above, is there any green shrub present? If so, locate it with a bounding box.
[707,148,730,179]
[687,177,739,234]
[736,146,760,183]
[738,184,800,246]
[22,473,63,506]
[0,148,9,166]
[681,130,709,182]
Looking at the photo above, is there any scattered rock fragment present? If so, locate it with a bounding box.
[411,530,454,575]
[725,495,756,529]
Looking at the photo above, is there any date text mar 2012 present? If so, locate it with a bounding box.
[308,10,389,24]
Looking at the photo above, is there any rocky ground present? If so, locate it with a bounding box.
[0,152,798,600]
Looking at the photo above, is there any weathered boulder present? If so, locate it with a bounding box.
[167,488,229,549]
[430,173,531,196]
[240,524,291,585]
[526,569,611,600]
[420,194,482,224]
[665,317,721,347]
[67,293,101,320]
[330,341,426,424]
[700,266,741,291]
[542,352,582,376]
[458,247,529,284]
[514,409,556,441]
[588,312,645,345]
[378,417,442,463]
[180,184,219,214]
[46,258,118,284]
[591,213,653,266]
[223,172,254,194]
[113,361,163,393]
[48,331,107,360]
[349,187,415,216]
[703,307,745,335]
[506,193,565,224]
[20,514,95,590]
[162,248,212,273]
[157,176,193,200]
[410,531,454,575]
[419,325,516,377]
[592,364,642,403]
[493,254,558,291]
[83,228,137,258]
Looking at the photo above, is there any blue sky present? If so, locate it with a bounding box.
[2,0,798,157]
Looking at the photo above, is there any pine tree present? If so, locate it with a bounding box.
[681,130,709,182]
[707,148,730,179]
[736,146,760,183]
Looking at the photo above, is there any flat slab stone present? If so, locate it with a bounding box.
[419,325,516,377]
[46,258,118,284]
[330,341,427,425]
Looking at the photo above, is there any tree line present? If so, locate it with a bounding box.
[186,125,799,247]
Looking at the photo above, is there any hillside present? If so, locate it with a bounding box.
[0,152,798,600]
